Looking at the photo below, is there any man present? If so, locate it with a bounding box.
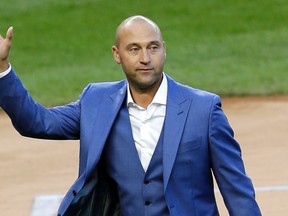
[0,15,261,215]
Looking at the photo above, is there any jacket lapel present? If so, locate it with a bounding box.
[86,83,127,178]
[163,76,192,191]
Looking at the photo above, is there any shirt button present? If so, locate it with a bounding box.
[145,201,151,206]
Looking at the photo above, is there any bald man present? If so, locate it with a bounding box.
[0,16,261,216]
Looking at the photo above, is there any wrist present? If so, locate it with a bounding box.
[0,61,9,73]
[0,63,11,79]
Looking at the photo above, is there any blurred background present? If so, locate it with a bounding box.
[1,0,287,106]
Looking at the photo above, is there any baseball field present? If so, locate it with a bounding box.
[1,0,287,215]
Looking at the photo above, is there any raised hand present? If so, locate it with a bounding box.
[0,27,13,72]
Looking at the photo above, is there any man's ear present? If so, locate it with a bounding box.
[112,46,121,64]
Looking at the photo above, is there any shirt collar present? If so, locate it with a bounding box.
[127,73,168,107]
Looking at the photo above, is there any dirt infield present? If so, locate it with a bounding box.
[0,96,288,215]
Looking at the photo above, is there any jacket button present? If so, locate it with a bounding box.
[144,180,150,185]
[72,190,77,196]
[145,201,151,206]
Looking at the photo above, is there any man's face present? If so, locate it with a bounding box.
[112,21,166,92]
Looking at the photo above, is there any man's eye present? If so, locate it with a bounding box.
[149,45,159,52]
[130,47,139,53]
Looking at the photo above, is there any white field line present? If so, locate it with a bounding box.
[31,195,63,216]
[254,185,288,192]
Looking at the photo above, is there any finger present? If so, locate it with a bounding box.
[6,26,13,42]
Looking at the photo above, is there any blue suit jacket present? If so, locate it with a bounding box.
[0,69,261,215]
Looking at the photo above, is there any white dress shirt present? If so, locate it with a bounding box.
[127,74,167,171]
[0,64,11,78]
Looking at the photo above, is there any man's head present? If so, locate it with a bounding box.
[112,15,166,92]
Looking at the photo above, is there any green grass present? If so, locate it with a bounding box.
[1,0,287,106]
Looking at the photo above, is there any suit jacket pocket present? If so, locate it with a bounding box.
[177,136,202,154]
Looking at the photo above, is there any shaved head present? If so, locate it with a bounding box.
[111,15,166,100]
[115,15,163,47]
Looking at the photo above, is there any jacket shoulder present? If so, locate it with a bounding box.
[80,80,126,98]
[166,74,219,101]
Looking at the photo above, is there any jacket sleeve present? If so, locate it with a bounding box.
[209,95,262,215]
[0,68,81,140]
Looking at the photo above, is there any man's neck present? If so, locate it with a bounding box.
[130,83,161,109]
[130,91,155,109]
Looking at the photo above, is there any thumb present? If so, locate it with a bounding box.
[0,26,14,71]
[6,26,13,45]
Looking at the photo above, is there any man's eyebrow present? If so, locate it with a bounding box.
[127,43,140,47]
[125,43,140,50]
[127,41,161,46]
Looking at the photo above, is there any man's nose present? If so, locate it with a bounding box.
[140,49,151,64]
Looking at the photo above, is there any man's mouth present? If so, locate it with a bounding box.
[137,68,153,71]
